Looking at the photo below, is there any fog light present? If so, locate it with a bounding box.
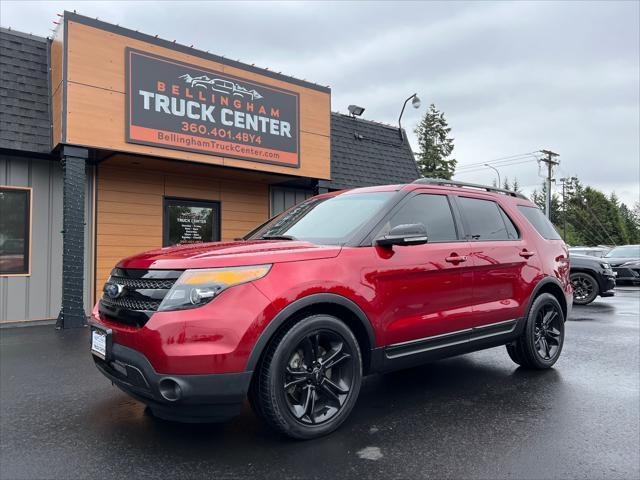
[159,378,182,402]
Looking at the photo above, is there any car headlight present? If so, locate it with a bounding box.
[600,263,611,269]
[157,264,271,312]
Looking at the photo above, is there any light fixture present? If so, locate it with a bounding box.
[398,93,421,139]
[484,163,501,187]
[348,104,365,117]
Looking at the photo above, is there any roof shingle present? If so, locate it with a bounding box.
[0,28,51,154]
[323,112,420,190]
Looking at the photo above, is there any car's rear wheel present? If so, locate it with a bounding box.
[570,272,599,305]
[506,293,565,369]
[250,314,362,439]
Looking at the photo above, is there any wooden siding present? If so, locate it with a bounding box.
[50,23,64,146]
[60,19,331,179]
[94,155,273,299]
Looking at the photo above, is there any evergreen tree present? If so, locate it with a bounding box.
[620,203,640,243]
[511,177,521,193]
[414,104,457,179]
[502,177,510,191]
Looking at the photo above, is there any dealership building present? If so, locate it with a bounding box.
[0,12,420,326]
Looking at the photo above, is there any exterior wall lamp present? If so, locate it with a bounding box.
[348,105,365,117]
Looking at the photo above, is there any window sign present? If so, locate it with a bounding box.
[0,187,31,275]
[163,198,220,247]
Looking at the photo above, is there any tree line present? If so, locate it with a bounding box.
[413,104,640,246]
[530,179,640,246]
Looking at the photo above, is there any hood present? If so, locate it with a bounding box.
[570,253,604,267]
[604,257,640,267]
[117,240,341,270]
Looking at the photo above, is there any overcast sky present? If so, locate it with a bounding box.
[2,1,638,205]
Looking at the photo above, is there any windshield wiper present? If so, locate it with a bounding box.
[261,234,297,241]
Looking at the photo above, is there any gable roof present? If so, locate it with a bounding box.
[0,28,51,154]
[323,112,419,190]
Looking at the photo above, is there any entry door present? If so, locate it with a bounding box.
[455,195,540,327]
[163,197,221,247]
[365,193,475,346]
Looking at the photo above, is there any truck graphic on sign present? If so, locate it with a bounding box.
[179,74,263,100]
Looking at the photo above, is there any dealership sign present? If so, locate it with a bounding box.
[125,48,300,167]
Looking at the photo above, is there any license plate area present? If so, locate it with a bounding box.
[91,326,112,360]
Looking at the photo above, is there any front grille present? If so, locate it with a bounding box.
[99,269,182,327]
[101,296,162,312]
[108,276,176,290]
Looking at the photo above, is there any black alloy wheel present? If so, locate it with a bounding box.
[570,272,599,305]
[506,293,565,369]
[250,315,362,439]
[533,302,563,361]
[283,330,354,425]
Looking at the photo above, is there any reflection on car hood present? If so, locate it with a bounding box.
[605,257,640,267]
[570,253,604,268]
[117,240,342,270]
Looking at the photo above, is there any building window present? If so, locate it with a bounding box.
[0,187,32,275]
[163,197,221,247]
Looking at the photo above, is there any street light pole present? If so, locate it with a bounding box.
[398,93,421,139]
[484,163,501,187]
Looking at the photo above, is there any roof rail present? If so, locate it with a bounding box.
[412,178,528,199]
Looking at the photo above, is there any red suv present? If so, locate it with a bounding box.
[90,179,572,439]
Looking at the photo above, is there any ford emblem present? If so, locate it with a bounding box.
[104,282,125,299]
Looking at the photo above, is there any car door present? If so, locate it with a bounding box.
[362,191,475,346]
[455,195,541,328]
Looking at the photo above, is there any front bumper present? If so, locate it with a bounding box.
[612,267,640,283]
[601,274,616,294]
[93,342,252,422]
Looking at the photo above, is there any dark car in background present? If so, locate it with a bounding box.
[568,246,611,258]
[604,245,640,285]
[569,254,616,305]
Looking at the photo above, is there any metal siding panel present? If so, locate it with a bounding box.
[27,158,51,319]
[48,163,63,317]
[284,191,295,211]
[271,188,284,216]
[0,157,63,322]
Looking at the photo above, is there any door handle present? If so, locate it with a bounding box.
[445,255,468,264]
[519,250,535,259]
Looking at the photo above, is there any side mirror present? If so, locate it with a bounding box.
[375,223,428,247]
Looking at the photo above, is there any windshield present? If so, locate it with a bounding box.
[605,245,640,258]
[245,191,395,245]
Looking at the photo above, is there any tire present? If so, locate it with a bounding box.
[506,293,565,369]
[249,314,363,439]
[570,272,599,305]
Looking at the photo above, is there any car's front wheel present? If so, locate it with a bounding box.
[506,293,565,369]
[250,314,362,439]
[570,272,599,305]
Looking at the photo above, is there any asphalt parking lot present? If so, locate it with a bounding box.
[1,288,639,480]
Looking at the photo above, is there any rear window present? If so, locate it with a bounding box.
[458,197,519,241]
[517,205,562,240]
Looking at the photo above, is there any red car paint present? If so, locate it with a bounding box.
[91,182,572,377]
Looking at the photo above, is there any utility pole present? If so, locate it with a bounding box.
[559,177,568,240]
[539,150,560,219]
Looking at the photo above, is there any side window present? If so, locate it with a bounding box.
[0,187,31,275]
[499,208,520,240]
[458,197,518,241]
[384,194,458,242]
[517,205,562,240]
